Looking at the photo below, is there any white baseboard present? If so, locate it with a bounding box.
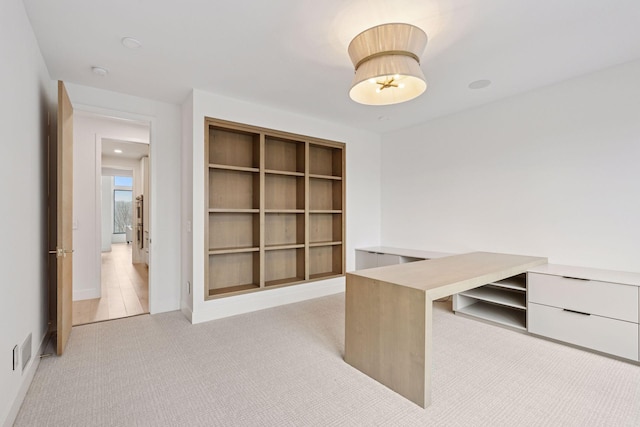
[191,277,345,324]
[3,332,48,427]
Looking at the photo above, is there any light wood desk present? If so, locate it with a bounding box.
[344,251,547,408]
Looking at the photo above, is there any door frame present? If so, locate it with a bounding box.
[74,104,158,313]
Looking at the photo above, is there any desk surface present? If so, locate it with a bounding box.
[349,251,547,300]
[345,251,547,407]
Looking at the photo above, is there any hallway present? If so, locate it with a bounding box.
[72,243,148,325]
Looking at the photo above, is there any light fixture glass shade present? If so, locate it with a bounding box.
[348,23,428,105]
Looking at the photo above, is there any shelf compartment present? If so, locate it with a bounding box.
[309,143,343,177]
[458,286,526,310]
[265,174,304,210]
[208,252,260,296]
[309,178,342,211]
[309,244,343,279]
[209,127,260,169]
[490,273,527,291]
[209,169,259,210]
[455,298,526,331]
[209,212,259,251]
[309,213,342,244]
[265,248,305,287]
[265,136,305,174]
[265,213,304,247]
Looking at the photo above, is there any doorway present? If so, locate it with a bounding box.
[70,111,151,325]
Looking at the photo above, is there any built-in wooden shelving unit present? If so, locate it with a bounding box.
[205,118,345,299]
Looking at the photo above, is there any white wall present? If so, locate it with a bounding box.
[67,83,182,313]
[0,1,54,425]
[100,176,113,252]
[185,90,382,323]
[381,59,640,273]
[180,93,194,315]
[72,114,149,300]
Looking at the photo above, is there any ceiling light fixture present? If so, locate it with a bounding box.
[92,66,108,76]
[348,23,428,106]
[114,149,123,154]
[121,37,142,49]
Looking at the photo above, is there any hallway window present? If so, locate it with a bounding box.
[114,176,133,234]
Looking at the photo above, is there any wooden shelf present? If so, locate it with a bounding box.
[309,272,343,281]
[209,126,259,169]
[309,241,342,248]
[208,252,259,295]
[309,210,342,214]
[208,212,259,251]
[265,244,305,251]
[265,174,304,211]
[265,277,306,287]
[309,143,343,178]
[209,208,259,213]
[265,136,305,174]
[309,245,342,278]
[455,300,526,331]
[309,173,342,181]
[205,118,345,300]
[209,283,260,297]
[265,248,305,285]
[309,213,342,245]
[209,169,259,210]
[265,209,304,214]
[309,178,342,211]
[265,169,304,177]
[209,247,259,255]
[459,286,526,310]
[265,212,304,247]
[209,163,259,173]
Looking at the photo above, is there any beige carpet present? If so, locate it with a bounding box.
[15,294,640,426]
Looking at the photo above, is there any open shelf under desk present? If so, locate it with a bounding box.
[459,286,526,310]
[455,300,527,331]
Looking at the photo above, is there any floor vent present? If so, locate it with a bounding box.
[22,333,32,372]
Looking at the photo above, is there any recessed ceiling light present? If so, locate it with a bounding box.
[468,79,491,89]
[121,37,142,49]
[114,149,123,154]
[92,66,108,76]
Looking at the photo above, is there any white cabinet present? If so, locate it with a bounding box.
[528,303,638,360]
[528,267,640,362]
[354,247,451,270]
[355,251,401,269]
[453,274,528,331]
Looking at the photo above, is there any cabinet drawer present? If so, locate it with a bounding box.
[529,303,639,361]
[528,273,638,322]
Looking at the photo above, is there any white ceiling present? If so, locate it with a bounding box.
[102,138,149,161]
[23,0,640,133]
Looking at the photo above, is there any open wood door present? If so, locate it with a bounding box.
[49,81,73,355]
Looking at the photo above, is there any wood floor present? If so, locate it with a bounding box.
[72,243,149,326]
